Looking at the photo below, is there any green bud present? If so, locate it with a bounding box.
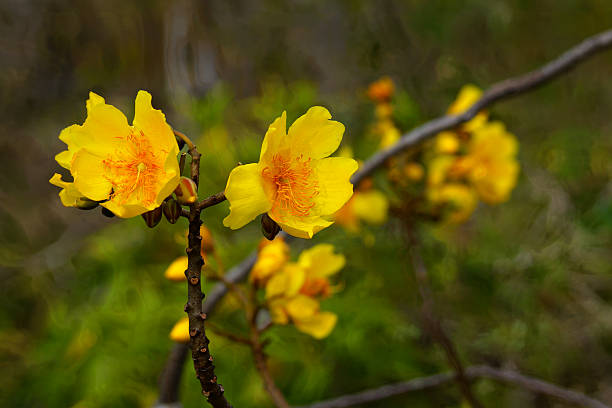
[163,198,181,224]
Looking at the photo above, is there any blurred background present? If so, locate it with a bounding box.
[1,0,612,407]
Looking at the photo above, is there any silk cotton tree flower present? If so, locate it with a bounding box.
[50,91,180,218]
[223,107,358,239]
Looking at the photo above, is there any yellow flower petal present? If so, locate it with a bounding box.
[265,263,306,299]
[80,103,131,157]
[86,92,105,113]
[260,111,287,164]
[286,294,319,321]
[447,84,488,132]
[169,317,190,343]
[49,173,84,207]
[352,190,388,225]
[223,163,272,229]
[287,106,344,159]
[313,157,358,215]
[298,244,345,278]
[71,149,113,201]
[293,311,337,339]
[133,90,178,155]
[275,216,333,240]
[164,256,188,282]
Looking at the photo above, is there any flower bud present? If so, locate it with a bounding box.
[101,207,115,218]
[261,213,281,241]
[163,198,181,224]
[75,197,99,210]
[142,205,163,228]
[174,177,198,205]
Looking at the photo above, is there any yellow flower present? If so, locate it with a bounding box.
[432,183,478,224]
[367,76,395,103]
[447,84,487,132]
[334,190,389,233]
[223,107,358,239]
[403,162,425,181]
[51,91,180,218]
[169,317,190,343]
[297,244,345,298]
[435,131,460,154]
[266,264,337,339]
[457,122,519,204]
[250,237,290,285]
[164,256,188,282]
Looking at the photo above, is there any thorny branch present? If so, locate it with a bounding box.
[405,228,482,408]
[157,29,612,406]
[294,365,611,408]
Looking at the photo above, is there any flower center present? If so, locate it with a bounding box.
[102,129,163,206]
[263,153,318,220]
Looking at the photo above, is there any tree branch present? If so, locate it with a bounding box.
[293,365,611,408]
[351,28,612,185]
[197,191,227,210]
[406,229,483,408]
[184,144,232,408]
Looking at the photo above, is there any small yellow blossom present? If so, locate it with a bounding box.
[367,76,395,103]
[266,264,337,339]
[375,120,401,149]
[431,183,478,224]
[297,244,345,297]
[375,103,393,120]
[447,84,487,132]
[223,107,358,239]
[51,91,180,218]
[164,256,188,282]
[169,317,190,343]
[435,131,460,154]
[404,162,425,181]
[250,237,290,285]
[454,122,519,204]
[334,190,389,233]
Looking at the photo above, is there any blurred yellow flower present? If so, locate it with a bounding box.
[334,190,389,233]
[454,122,519,204]
[51,91,180,218]
[250,237,290,285]
[264,244,345,339]
[266,264,337,339]
[430,183,478,224]
[164,256,188,282]
[223,107,358,239]
[404,162,425,181]
[447,84,487,132]
[367,76,395,103]
[297,244,345,298]
[435,131,460,154]
[169,317,190,343]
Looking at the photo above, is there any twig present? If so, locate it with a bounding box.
[406,228,483,408]
[207,322,252,346]
[197,191,227,210]
[293,365,611,408]
[157,342,190,405]
[351,28,612,185]
[249,307,290,408]
[184,142,232,408]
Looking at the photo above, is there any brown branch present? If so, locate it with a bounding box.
[157,342,190,405]
[293,365,611,408]
[351,28,612,185]
[406,229,483,408]
[197,191,227,210]
[207,322,252,346]
[249,307,290,408]
[184,143,232,408]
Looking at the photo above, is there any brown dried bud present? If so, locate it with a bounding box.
[261,213,281,241]
[163,198,181,224]
[141,205,163,228]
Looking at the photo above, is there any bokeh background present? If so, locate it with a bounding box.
[1,1,612,407]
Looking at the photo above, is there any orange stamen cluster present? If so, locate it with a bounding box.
[103,129,163,206]
[263,153,318,220]
[300,277,331,298]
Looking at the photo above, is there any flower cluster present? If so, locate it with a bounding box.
[252,238,345,339]
[424,85,520,223]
